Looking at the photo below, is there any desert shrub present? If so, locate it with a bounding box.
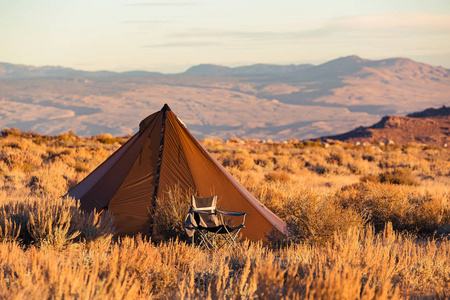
[0,149,42,172]
[0,201,32,244]
[307,162,345,175]
[326,151,353,166]
[28,161,75,197]
[0,242,140,299]
[56,131,79,145]
[114,236,204,298]
[361,168,419,186]
[273,155,305,173]
[253,154,275,169]
[264,171,292,183]
[244,181,298,216]
[227,137,240,143]
[32,135,51,145]
[0,196,115,250]
[278,189,366,245]
[301,147,354,176]
[307,162,329,175]
[27,197,83,249]
[220,152,254,171]
[96,133,117,144]
[360,174,380,183]
[294,140,323,149]
[150,185,192,242]
[379,168,419,186]
[347,158,374,174]
[73,161,90,173]
[75,208,116,250]
[3,129,450,298]
[335,183,447,233]
[178,226,408,299]
[0,218,21,242]
[0,128,16,137]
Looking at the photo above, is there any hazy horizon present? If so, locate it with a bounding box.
[2,54,449,75]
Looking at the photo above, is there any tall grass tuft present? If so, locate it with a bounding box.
[279,189,366,244]
[0,197,115,250]
[336,182,449,233]
[27,197,82,249]
[2,129,450,298]
[150,185,192,242]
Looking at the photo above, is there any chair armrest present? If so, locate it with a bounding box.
[189,209,215,215]
[217,209,247,227]
[216,209,247,216]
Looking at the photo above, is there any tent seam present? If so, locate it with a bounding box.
[152,107,168,208]
[107,111,163,209]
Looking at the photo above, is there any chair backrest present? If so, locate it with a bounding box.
[191,195,220,228]
[191,195,217,212]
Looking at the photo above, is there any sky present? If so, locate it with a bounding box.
[1,0,449,73]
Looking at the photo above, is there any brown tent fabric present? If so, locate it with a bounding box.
[66,104,287,241]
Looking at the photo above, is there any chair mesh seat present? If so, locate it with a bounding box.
[198,224,244,233]
[185,195,247,250]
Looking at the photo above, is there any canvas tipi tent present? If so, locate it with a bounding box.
[67,104,287,241]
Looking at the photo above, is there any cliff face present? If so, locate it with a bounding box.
[326,106,450,145]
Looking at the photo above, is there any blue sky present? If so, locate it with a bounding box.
[1,0,449,72]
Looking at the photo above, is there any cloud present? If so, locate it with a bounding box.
[161,12,450,48]
[144,41,223,48]
[121,20,170,24]
[170,28,330,41]
[129,2,195,6]
[74,63,94,67]
[327,13,450,33]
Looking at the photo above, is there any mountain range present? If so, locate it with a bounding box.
[0,62,162,78]
[183,63,314,76]
[1,56,449,141]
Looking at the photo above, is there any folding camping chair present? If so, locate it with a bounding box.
[185,195,247,251]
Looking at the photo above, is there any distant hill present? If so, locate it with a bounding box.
[324,106,450,146]
[0,56,449,140]
[183,63,314,76]
[407,106,450,118]
[0,62,162,78]
[0,61,314,78]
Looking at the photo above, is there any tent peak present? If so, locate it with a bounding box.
[138,104,172,134]
[162,103,171,112]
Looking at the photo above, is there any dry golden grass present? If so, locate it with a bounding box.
[1,129,450,298]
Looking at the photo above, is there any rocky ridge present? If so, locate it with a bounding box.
[325,106,450,146]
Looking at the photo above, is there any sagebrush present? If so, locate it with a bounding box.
[1,129,450,299]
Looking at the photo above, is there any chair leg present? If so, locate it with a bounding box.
[209,227,224,245]
[192,228,243,251]
[217,228,242,251]
[197,230,215,250]
[224,230,241,251]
